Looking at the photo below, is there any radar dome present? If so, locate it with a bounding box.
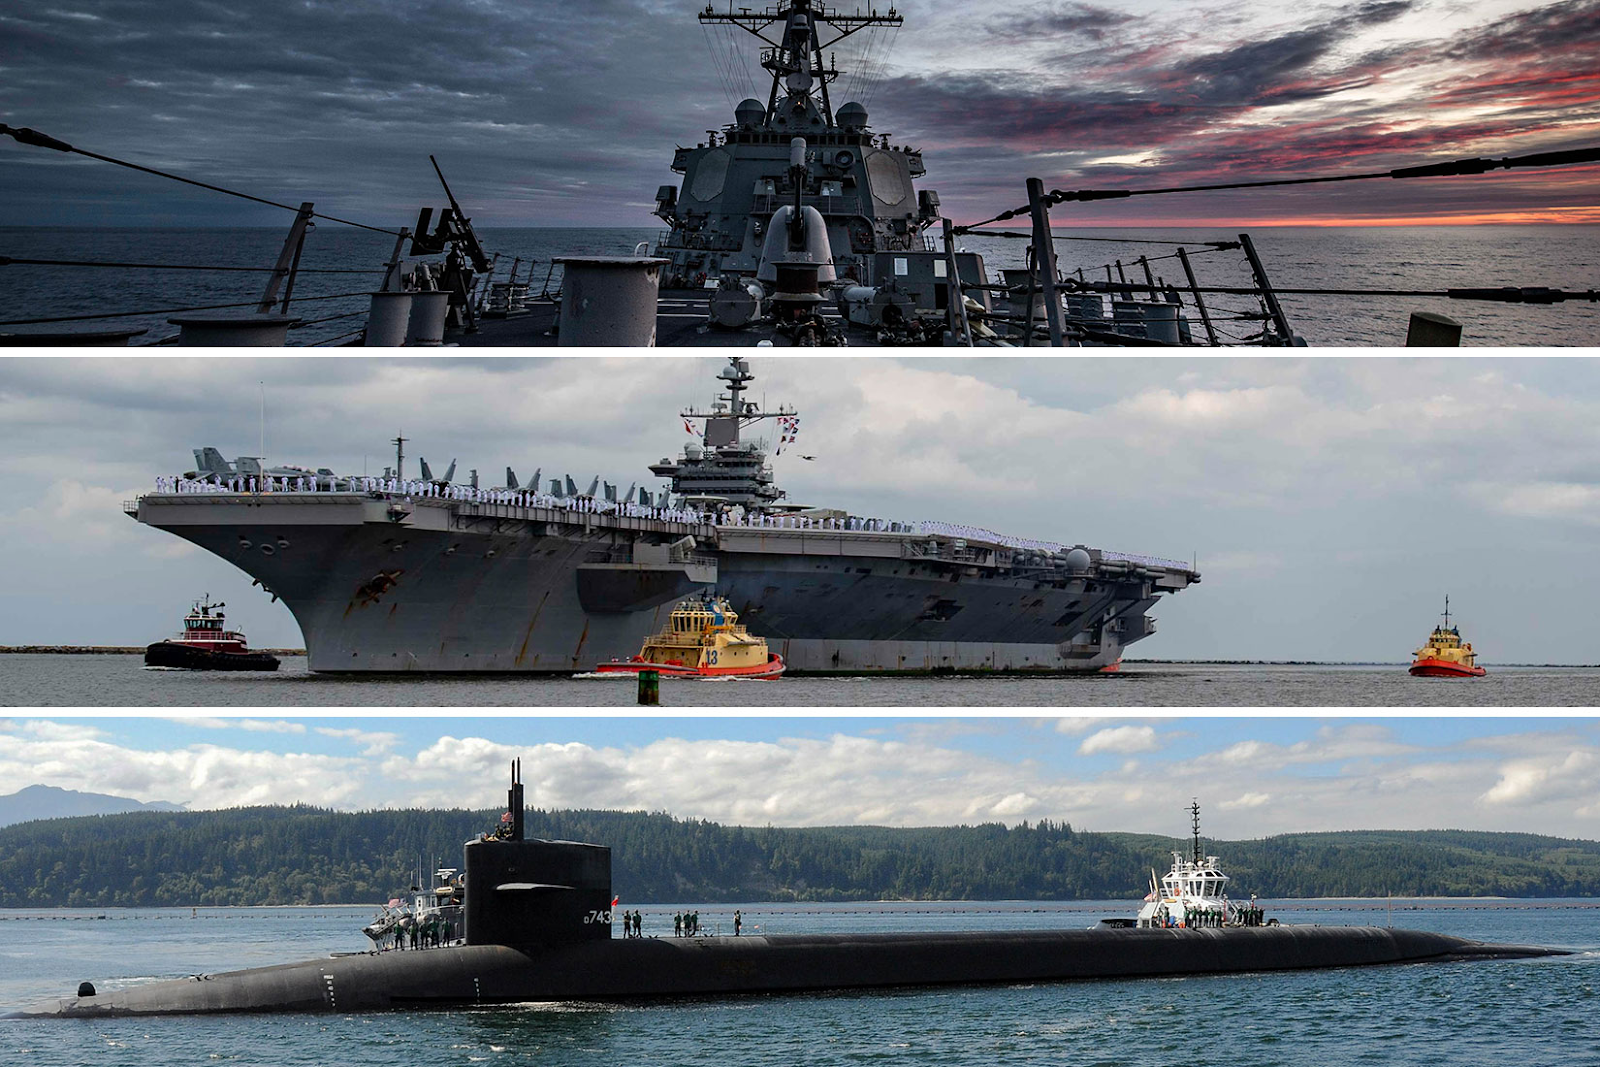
[1064,548,1092,574]
[685,443,704,460]
[735,98,764,127]
[836,101,868,130]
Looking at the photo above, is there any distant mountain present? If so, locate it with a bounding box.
[0,785,184,827]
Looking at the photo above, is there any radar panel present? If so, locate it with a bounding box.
[690,150,731,203]
[867,151,907,205]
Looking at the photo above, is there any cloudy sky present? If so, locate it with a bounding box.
[3,353,1599,664]
[3,715,1598,838]
[2,0,1597,227]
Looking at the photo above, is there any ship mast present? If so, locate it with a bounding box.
[681,357,795,447]
[1442,595,1452,632]
[699,0,903,127]
[1190,798,1203,864]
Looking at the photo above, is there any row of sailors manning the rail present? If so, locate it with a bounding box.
[156,474,703,523]
[1148,899,1269,929]
[615,909,738,937]
[153,476,1069,553]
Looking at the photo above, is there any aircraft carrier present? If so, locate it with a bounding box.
[125,357,1199,673]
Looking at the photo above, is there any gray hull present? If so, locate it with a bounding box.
[130,494,1195,673]
[20,925,1562,1017]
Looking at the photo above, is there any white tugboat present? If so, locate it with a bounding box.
[361,866,465,950]
[1135,801,1269,929]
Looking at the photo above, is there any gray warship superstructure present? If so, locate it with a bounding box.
[653,0,940,290]
[125,358,1198,673]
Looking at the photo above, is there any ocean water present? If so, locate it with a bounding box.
[2,224,1595,347]
[3,654,1597,707]
[1,900,1595,1066]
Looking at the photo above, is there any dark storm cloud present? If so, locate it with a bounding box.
[0,0,736,225]
[869,2,1600,223]
[1149,1,1413,107]
[983,2,1133,42]
[1441,0,1600,61]
[878,5,1424,160]
[2,0,1597,226]
[881,73,1203,149]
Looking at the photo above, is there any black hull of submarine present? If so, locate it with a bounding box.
[20,925,1564,1017]
[16,780,1568,1019]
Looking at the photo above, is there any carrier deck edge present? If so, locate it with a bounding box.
[126,492,1196,673]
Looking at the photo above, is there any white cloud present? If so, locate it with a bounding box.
[1079,725,1161,755]
[374,732,1107,827]
[1465,481,1600,525]
[4,719,1600,838]
[0,728,366,808]
[1482,751,1600,808]
[164,717,305,735]
[314,727,401,755]
[1179,725,1417,777]
[237,719,307,734]
[16,720,106,742]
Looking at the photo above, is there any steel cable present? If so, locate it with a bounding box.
[957,146,1600,231]
[0,290,374,327]
[0,255,378,274]
[2,124,403,235]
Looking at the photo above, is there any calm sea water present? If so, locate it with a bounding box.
[2,225,1595,347]
[1,900,1595,1066]
[3,654,1597,707]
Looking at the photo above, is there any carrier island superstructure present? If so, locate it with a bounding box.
[125,359,1199,673]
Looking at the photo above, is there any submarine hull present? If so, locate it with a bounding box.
[20,925,1565,1017]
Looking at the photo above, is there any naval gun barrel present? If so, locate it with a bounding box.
[788,138,808,247]
[429,155,490,272]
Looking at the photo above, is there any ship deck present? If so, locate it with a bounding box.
[450,288,898,347]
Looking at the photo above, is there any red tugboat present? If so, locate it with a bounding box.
[144,596,280,671]
[596,594,784,679]
[1409,596,1486,678]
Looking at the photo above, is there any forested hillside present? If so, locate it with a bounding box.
[1,806,1595,907]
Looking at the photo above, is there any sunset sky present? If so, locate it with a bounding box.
[2,0,1597,228]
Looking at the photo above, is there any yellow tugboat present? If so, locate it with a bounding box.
[596,594,784,679]
[1409,596,1486,677]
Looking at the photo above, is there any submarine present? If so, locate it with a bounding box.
[18,764,1566,1018]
